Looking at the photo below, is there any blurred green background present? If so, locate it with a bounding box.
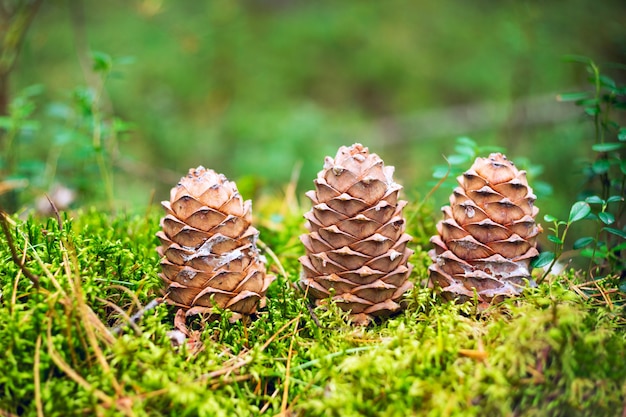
[6,0,626,216]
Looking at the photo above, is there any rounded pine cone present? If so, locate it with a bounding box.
[299,143,414,325]
[428,153,542,304]
[156,166,275,318]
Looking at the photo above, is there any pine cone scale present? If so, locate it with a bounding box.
[318,227,357,246]
[168,197,205,219]
[184,209,229,231]
[326,196,369,216]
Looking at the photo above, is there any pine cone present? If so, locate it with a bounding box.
[428,153,542,304]
[156,166,275,318]
[299,143,414,325]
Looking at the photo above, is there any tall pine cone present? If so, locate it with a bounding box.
[428,153,542,304]
[156,166,275,318]
[299,143,414,325]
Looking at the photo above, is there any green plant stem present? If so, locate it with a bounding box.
[94,126,115,211]
[586,219,604,280]
[590,62,602,144]
[33,334,43,417]
[289,346,374,373]
[89,82,115,211]
[538,223,570,284]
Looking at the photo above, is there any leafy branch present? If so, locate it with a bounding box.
[533,201,591,284]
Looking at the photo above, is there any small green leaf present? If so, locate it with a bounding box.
[592,142,623,152]
[592,159,610,174]
[607,121,620,130]
[618,128,626,142]
[533,181,553,198]
[580,247,607,259]
[447,154,470,165]
[573,237,595,249]
[453,145,475,158]
[544,214,558,222]
[585,106,599,116]
[561,54,591,64]
[604,227,626,239]
[599,74,616,89]
[568,201,591,223]
[531,251,554,268]
[612,242,626,252]
[113,117,134,135]
[432,166,450,179]
[456,137,477,148]
[585,195,604,205]
[578,98,600,107]
[92,51,113,73]
[547,235,563,244]
[556,92,589,102]
[598,212,615,225]
[607,195,624,203]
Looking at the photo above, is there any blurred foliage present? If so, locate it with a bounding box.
[6,0,624,215]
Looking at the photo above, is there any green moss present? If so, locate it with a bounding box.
[0,207,624,416]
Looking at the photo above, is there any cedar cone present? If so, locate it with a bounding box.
[299,143,414,325]
[428,153,542,304]
[156,166,275,318]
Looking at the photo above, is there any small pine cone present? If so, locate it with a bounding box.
[156,166,275,318]
[428,153,542,304]
[299,143,414,325]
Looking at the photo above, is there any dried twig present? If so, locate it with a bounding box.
[45,194,62,230]
[280,315,301,416]
[9,229,29,310]
[34,334,43,417]
[46,320,116,409]
[259,387,281,414]
[110,298,164,335]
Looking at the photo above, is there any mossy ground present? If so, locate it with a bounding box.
[0,201,625,416]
